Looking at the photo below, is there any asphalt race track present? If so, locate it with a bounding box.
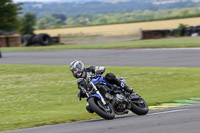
[0,48,200,67]
[1,48,200,133]
[2,104,200,133]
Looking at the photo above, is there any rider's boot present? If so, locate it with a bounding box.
[115,78,133,93]
[116,79,140,101]
[123,85,141,101]
[123,85,133,94]
[111,77,140,101]
[123,85,140,101]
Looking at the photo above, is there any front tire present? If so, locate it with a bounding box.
[88,97,115,120]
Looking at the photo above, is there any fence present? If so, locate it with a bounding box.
[142,30,171,39]
[0,34,21,47]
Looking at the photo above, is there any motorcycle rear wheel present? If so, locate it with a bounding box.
[88,97,115,120]
[130,96,149,115]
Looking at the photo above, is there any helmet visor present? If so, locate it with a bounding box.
[72,68,82,78]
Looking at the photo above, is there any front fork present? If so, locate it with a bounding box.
[90,82,107,105]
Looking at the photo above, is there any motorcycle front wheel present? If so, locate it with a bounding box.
[88,97,115,120]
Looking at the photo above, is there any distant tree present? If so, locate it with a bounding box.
[72,14,91,26]
[0,0,22,31]
[178,23,188,29]
[95,17,107,24]
[52,14,67,25]
[65,18,74,25]
[37,18,47,29]
[36,15,65,29]
[19,13,36,35]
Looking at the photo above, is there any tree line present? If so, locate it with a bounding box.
[37,7,200,29]
[1,0,200,35]
[0,0,36,35]
[20,0,200,18]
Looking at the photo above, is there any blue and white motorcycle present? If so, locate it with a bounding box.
[77,76,148,120]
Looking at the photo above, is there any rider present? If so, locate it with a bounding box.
[69,60,134,99]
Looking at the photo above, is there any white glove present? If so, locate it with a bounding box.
[95,66,105,76]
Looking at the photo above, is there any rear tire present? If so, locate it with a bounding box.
[130,96,148,115]
[88,97,115,120]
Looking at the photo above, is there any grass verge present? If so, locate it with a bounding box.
[0,64,200,131]
[1,38,200,51]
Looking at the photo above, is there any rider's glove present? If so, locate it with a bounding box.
[77,90,87,101]
[95,66,105,76]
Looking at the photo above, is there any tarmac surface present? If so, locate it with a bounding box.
[2,104,200,133]
[0,48,200,67]
[1,48,200,133]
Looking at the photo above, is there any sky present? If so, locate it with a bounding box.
[13,0,130,3]
[14,0,74,2]
[13,0,102,2]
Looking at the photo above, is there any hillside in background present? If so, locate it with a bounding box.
[14,0,200,29]
[19,0,200,18]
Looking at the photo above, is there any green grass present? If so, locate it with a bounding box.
[0,64,200,131]
[1,38,200,51]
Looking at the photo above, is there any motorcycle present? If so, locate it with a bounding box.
[77,75,148,120]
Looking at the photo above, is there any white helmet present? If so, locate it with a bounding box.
[70,60,85,78]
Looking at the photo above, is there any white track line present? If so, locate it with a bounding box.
[148,109,190,116]
[140,48,200,50]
